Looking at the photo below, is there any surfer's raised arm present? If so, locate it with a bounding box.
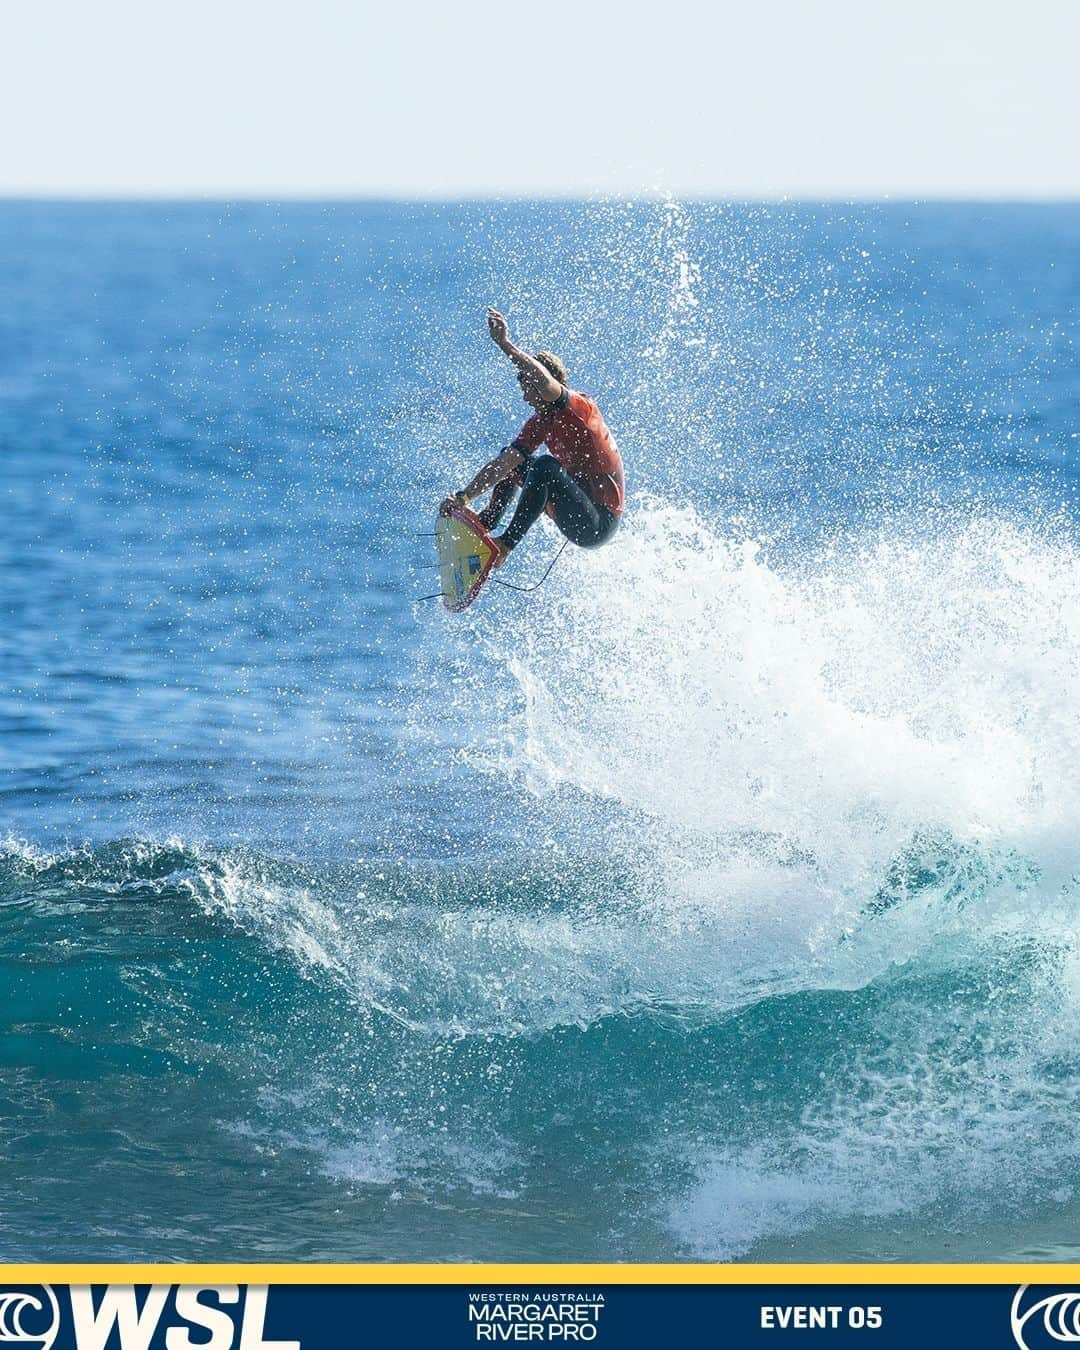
[486,307,564,403]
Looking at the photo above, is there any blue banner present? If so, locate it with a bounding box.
[0,1278,1076,1350]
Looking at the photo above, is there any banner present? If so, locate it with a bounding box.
[0,1268,1076,1349]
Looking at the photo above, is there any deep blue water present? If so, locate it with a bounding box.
[3,200,1080,1261]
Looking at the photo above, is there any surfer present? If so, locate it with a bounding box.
[440,308,624,565]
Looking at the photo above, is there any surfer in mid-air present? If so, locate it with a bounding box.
[440,308,624,566]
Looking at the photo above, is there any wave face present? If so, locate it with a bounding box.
[8,512,1080,1260]
[4,200,1080,1260]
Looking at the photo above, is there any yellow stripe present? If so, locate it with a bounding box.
[0,1263,1075,1284]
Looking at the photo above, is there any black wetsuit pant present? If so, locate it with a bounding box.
[480,455,620,551]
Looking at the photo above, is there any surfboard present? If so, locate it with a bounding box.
[434,503,499,611]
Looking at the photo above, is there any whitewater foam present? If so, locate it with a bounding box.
[467,506,1080,933]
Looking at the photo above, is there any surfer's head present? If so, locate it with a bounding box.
[517,351,568,408]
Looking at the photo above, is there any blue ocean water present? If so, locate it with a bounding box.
[3,199,1080,1261]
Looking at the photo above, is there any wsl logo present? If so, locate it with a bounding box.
[1011,1286,1080,1350]
[0,1286,297,1350]
[0,1288,60,1350]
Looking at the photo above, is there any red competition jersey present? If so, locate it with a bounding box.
[512,388,625,516]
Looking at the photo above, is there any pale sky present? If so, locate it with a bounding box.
[4,0,1079,198]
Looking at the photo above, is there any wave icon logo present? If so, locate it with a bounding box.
[1011,1286,1080,1350]
[0,1288,60,1350]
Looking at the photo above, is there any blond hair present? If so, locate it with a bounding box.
[534,351,568,385]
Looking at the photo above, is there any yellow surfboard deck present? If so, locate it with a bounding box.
[434,504,498,611]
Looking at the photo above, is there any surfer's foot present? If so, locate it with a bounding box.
[490,536,512,568]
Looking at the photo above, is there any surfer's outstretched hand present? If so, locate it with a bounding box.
[439,493,465,517]
[487,307,510,347]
